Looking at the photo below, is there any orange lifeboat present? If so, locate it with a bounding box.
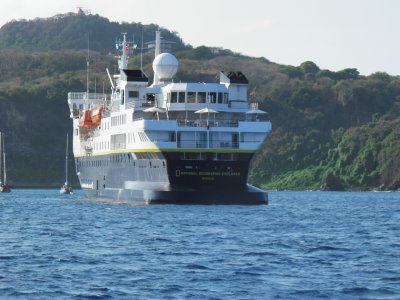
[91,105,103,127]
[79,110,93,128]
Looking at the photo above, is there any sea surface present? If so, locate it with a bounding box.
[0,190,399,299]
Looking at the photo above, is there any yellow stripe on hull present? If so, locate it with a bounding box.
[74,148,256,158]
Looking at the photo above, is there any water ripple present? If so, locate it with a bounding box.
[0,190,399,299]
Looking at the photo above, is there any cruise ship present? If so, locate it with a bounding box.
[67,32,272,204]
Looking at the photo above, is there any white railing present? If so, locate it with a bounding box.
[176,119,240,128]
[68,92,106,101]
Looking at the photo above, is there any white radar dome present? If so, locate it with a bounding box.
[152,53,178,80]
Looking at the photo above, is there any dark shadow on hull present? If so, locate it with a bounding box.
[83,184,268,205]
[148,185,268,205]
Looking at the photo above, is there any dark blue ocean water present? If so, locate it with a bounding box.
[1,190,399,299]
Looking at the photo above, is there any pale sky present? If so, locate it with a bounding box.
[1,0,399,75]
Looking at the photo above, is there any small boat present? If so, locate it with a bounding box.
[60,133,73,194]
[0,132,11,193]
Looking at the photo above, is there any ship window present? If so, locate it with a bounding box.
[178,92,185,103]
[217,93,223,104]
[197,92,206,103]
[203,152,216,160]
[209,92,217,104]
[218,153,233,161]
[121,90,125,105]
[185,152,200,160]
[223,93,229,104]
[146,93,155,102]
[111,134,126,150]
[187,92,196,103]
[168,132,176,142]
[170,92,178,103]
[129,90,139,98]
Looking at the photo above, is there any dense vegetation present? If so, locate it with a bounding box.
[0,11,186,53]
[0,12,399,190]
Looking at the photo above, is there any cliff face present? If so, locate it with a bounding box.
[0,81,76,187]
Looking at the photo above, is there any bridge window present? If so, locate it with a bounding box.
[178,92,186,103]
[218,93,223,104]
[187,92,196,103]
[129,90,139,98]
[170,92,178,103]
[223,93,229,104]
[209,92,217,104]
[197,92,206,103]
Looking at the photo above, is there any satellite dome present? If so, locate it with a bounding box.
[152,53,178,80]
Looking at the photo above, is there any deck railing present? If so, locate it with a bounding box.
[176,119,240,128]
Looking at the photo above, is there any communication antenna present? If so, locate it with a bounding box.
[86,33,90,97]
[140,27,144,72]
[153,30,161,85]
[76,7,91,15]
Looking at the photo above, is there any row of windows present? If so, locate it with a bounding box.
[180,152,238,161]
[127,132,135,143]
[169,92,229,104]
[94,141,110,151]
[77,153,241,173]
[101,121,110,131]
[127,90,153,101]
[91,131,243,152]
[111,114,126,126]
[76,155,167,169]
[89,132,152,152]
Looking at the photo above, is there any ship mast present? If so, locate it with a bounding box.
[2,133,6,185]
[0,132,2,185]
[118,33,129,72]
[65,133,69,185]
[86,33,90,98]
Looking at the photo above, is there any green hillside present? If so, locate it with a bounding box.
[0,12,399,190]
[0,11,186,52]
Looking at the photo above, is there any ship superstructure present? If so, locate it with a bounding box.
[67,32,271,204]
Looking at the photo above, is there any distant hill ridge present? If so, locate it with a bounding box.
[0,11,186,52]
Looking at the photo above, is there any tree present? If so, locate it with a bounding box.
[299,61,320,75]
